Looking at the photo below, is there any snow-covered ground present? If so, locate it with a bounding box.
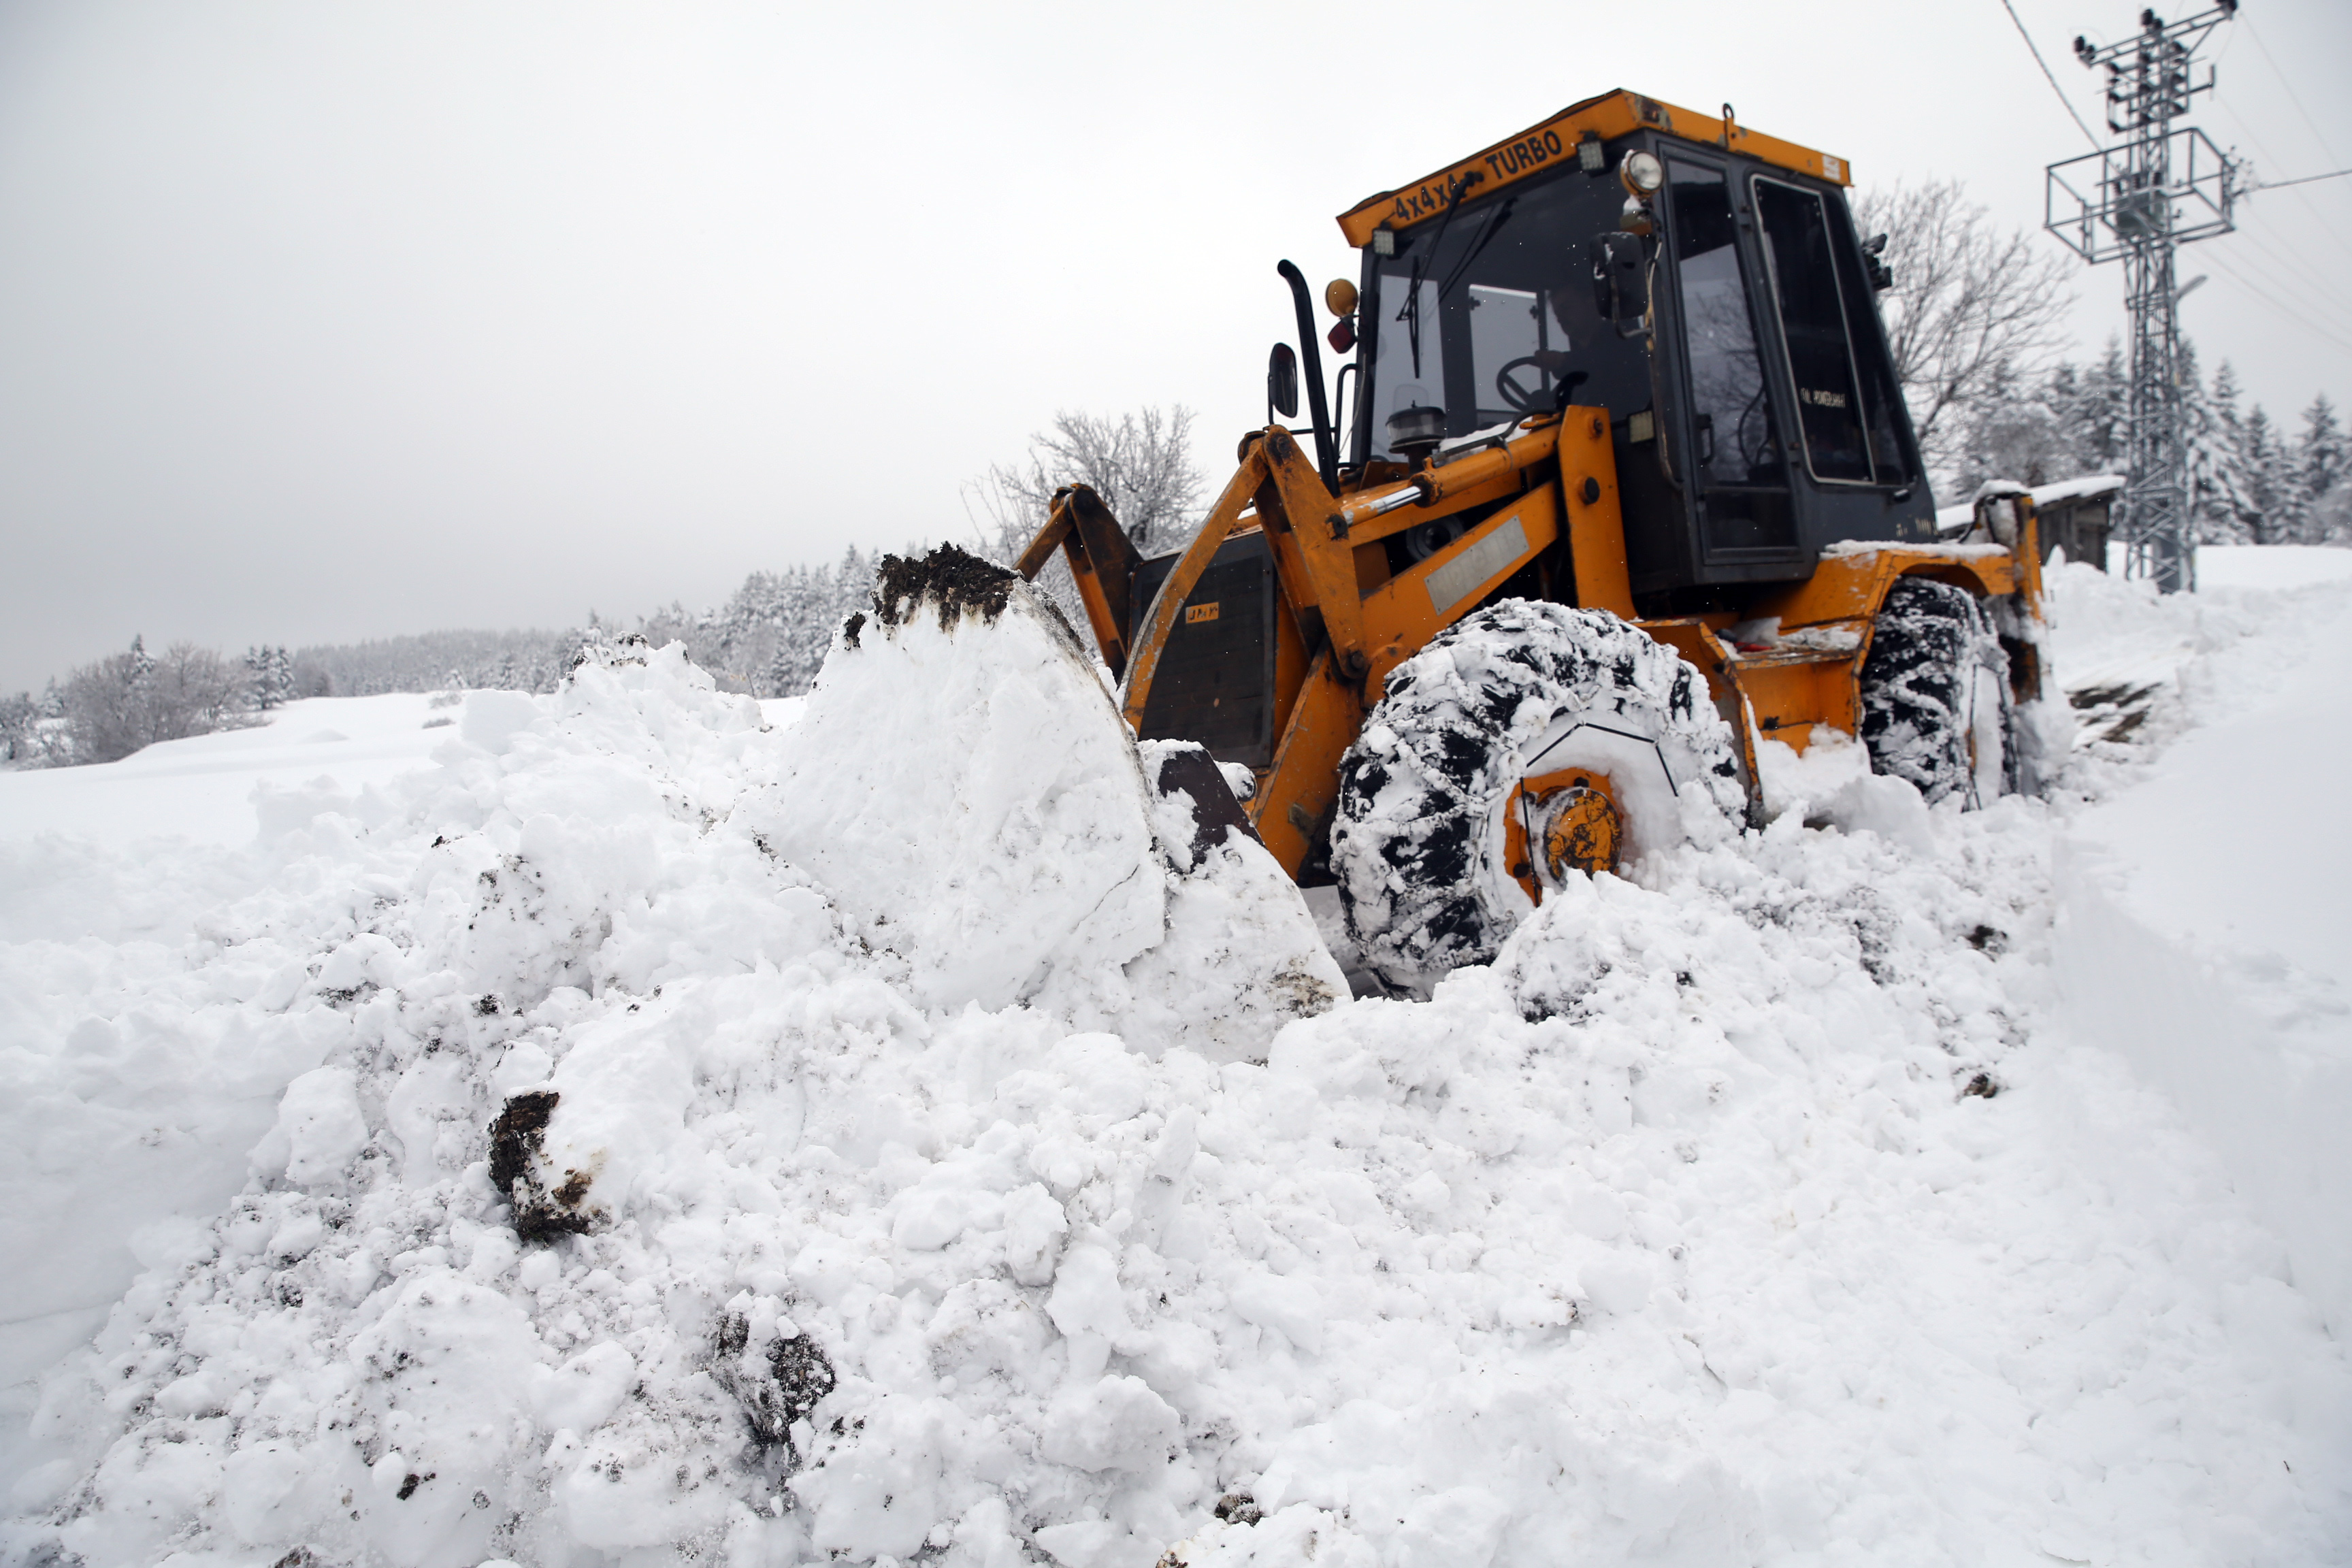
[1,551,2346,1565]
[2048,549,2352,1345]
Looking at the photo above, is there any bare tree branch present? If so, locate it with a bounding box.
[61,637,257,764]
[1853,180,2076,476]
[968,406,1207,625]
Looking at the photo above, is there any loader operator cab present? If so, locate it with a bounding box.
[1345,112,1934,610]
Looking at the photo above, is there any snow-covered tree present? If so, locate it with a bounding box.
[2232,404,2297,545]
[0,690,35,766]
[2059,340,2129,473]
[1950,359,2074,489]
[968,406,1204,629]
[242,644,298,710]
[1950,342,2139,494]
[2296,395,2344,544]
[2184,349,2244,544]
[62,637,255,764]
[979,407,1205,556]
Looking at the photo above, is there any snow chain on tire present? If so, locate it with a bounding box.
[1332,601,1746,991]
[1859,576,2012,808]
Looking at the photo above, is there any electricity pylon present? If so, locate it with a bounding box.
[2045,3,2240,593]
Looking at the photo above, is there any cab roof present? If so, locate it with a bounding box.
[1335,89,1851,248]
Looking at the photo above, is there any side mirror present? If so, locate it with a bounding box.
[1588,232,1648,326]
[1862,231,1894,293]
[1267,342,1300,420]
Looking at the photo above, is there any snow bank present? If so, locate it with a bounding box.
[2052,556,2352,1337]
[3,564,2349,1565]
[2196,542,2352,591]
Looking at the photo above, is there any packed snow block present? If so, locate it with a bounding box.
[757,546,1165,1012]
[1100,741,1347,1062]
[1041,1373,1183,1471]
[755,547,1341,1053]
[459,688,542,754]
[249,1064,371,1188]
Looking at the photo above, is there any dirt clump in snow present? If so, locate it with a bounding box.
[1151,742,1259,861]
[872,542,1021,632]
[710,1309,836,1457]
[487,1089,596,1243]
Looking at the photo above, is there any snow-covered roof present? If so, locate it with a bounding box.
[1824,538,2015,561]
[1937,474,2124,532]
[2028,474,2127,506]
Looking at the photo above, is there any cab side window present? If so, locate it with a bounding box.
[1754,176,1916,487]
[1754,178,1872,483]
[1666,161,1780,487]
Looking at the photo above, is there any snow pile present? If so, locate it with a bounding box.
[746,549,1342,1053]
[756,557,1164,1013]
[3,559,2348,1565]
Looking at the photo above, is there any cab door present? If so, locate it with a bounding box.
[1659,156,1801,568]
[1746,172,1934,550]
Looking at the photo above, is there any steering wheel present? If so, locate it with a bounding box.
[1494,356,1553,412]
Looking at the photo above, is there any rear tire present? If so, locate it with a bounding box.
[1331,602,1746,991]
[1859,577,2010,807]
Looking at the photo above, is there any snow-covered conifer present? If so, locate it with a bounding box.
[2234,405,2293,544]
[2187,353,2247,544]
[2298,395,2344,543]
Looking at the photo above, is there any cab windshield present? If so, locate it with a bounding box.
[1358,169,1637,463]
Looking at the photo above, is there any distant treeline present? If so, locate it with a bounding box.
[3,639,289,769]
[295,547,880,702]
[2,548,883,770]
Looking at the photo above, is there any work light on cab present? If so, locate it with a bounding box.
[1618,148,1664,195]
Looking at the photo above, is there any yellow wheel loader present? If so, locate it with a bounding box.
[1015,90,2051,988]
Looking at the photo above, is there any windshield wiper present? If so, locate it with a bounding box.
[1433,197,1516,306]
[1395,172,1482,380]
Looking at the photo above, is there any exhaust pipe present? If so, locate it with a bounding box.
[1276,260,1340,495]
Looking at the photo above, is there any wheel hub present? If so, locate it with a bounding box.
[1541,782,1624,879]
[1506,768,1624,902]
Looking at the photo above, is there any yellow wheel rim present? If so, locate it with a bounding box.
[1505,768,1624,904]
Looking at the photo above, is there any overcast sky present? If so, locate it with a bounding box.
[2,0,2347,693]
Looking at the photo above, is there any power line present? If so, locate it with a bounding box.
[2243,17,2342,169]
[2221,210,2352,342]
[2209,99,2352,272]
[2219,17,2352,268]
[2200,250,2352,359]
[2227,201,2352,312]
[2251,167,2351,193]
[1998,0,2100,149]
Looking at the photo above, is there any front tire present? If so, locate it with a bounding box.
[1331,602,1746,991]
